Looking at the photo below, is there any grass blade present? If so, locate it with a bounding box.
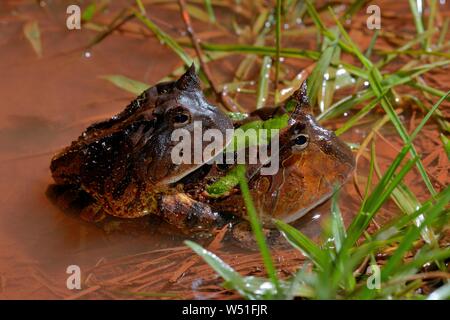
[335,96,383,135]
[307,36,338,109]
[197,42,320,60]
[381,186,450,279]
[134,9,192,66]
[274,220,327,269]
[184,240,256,299]
[328,8,437,196]
[441,134,450,159]
[320,61,449,121]
[408,0,425,47]
[236,165,281,293]
[82,2,97,22]
[23,21,42,58]
[256,56,272,109]
[100,75,149,95]
[204,0,216,23]
[330,189,346,252]
[274,0,282,103]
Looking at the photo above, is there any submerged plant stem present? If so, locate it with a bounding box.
[177,0,237,112]
[274,0,282,103]
[236,165,281,295]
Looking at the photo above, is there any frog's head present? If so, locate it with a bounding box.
[145,64,233,186]
[252,81,355,223]
[50,64,233,206]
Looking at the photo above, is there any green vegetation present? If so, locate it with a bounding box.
[85,0,449,299]
[188,94,449,300]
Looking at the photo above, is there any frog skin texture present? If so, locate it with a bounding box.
[181,81,355,231]
[50,65,233,234]
[50,67,354,239]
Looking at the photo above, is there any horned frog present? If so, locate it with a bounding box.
[178,81,355,242]
[50,65,233,233]
[50,66,355,240]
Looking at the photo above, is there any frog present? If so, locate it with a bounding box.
[175,81,355,244]
[49,65,355,243]
[50,64,234,234]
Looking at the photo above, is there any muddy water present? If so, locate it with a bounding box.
[0,0,190,298]
[0,1,343,299]
[0,1,447,299]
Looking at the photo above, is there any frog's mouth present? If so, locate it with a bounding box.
[259,143,354,224]
[281,190,333,223]
[160,127,235,186]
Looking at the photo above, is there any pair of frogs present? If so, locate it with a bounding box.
[50,65,354,241]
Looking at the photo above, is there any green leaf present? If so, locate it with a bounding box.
[396,248,450,276]
[100,75,149,95]
[184,240,258,299]
[343,145,414,250]
[408,0,425,47]
[381,186,450,279]
[134,10,192,66]
[318,89,374,121]
[335,95,384,135]
[204,0,216,23]
[256,56,272,109]
[330,189,346,252]
[440,134,450,159]
[198,42,320,60]
[223,276,289,299]
[327,8,437,196]
[274,0,282,103]
[319,61,449,121]
[87,8,133,49]
[307,39,338,108]
[274,220,327,269]
[408,81,450,101]
[206,166,240,197]
[410,91,449,139]
[377,28,436,68]
[23,21,42,58]
[342,0,367,20]
[82,3,97,22]
[438,18,449,48]
[236,165,281,293]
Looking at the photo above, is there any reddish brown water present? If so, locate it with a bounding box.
[0,0,448,299]
[0,0,186,298]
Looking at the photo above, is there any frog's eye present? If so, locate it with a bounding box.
[291,134,309,152]
[174,113,189,123]
[172,108,191,127]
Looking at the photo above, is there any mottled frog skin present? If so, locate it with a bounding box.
[208,82,355,226]
[50,65,233,233]
[50,67,354,238]
[180,81,355,230]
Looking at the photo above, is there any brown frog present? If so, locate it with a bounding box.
[177,81,355,241]
[50,65,233,233]
[50,66,354,241]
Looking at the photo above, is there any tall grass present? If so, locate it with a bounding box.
[184,1,449,300]
[186,93,449,300]
[85,0,449,299]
